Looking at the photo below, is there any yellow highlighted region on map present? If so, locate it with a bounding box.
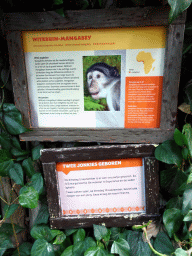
[136,51,155,74]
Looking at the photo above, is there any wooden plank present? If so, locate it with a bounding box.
[50,214,159,229]
[3,7,186,32]
[160,24,185,130]
[40,144,156,163]
[6,31,31,127]
[20,128,172,143]
[144,158,159,214]
[42,163,61,218]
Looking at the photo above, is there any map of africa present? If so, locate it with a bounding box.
[136,51,155,74]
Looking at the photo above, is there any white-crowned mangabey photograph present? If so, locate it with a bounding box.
[85,61,121,111]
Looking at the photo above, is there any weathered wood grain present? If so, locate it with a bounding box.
[3,7,186,32]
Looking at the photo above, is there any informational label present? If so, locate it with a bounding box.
[56,158,145,215]
[22,27,166,128]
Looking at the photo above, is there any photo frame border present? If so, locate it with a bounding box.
[3,6,186,143]
[41,144,159,229]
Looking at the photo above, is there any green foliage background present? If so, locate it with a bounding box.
[83,55,121,111]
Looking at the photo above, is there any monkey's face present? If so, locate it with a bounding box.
[87,70,108,100]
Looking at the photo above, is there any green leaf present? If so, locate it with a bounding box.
[84,237,97,250]
[166,197,183,210]
[168,0,192,23]
[183,124,192,157]
[22,157,36,178]
[0,223,24,236]
[163,208,183,238]
[64,229,77,236]
[3,204,19,219]
[154,231,174,254]
[126,230,152,256]
[182,188,192,214]
[73,241,87,256]
[73,228,86,244]
[33,204,49,225]
[0,159,14,177]
[0,132,12,150]
[155,140,182,166]
[111,238,130,256]
[187,173,192,184]
[93,224,108,241]
[31,239,55,256]
[12,242,32,256]
[61,245,73,256]
[174,128,187,146]
[182,147,189,160]
[30,225,55,242]
[183,210,192,221]
[85,246,109,256]
[0,149,12,162]
[19,186,39,209]
[53,231,66,245]
[110,227,121,240]
[174,248,188,256]
[0,103,29,135]
[32,144,44,161]
[9,163,24,186]
[30,173,44,195]
[0,232,14,256]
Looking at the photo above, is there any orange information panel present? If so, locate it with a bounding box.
[22,27,166,129]
[125,76,163,128]
[56,158,145,216]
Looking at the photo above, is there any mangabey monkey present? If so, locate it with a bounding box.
[86,62,120,111]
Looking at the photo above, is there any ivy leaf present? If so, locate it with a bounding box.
[73,228,86,244]
[0,103,29,135]
[30,173,44,195]
[182,188,192,214]
[9,163,24,186]
[3,204,19,219]
[174,128,187,147]
[19,186,39,209]
[65,229,77,236]
[111,238,130,256]
[0,132,12,150]
[0,232,14,256]
[126,230,152,256]
[12,242,32,256]
[31,239,55,256]
[183,124,192,158]
[155,140,182,166]
[33,204,49,225]
[93,225,108,241]
[32,144,44,161]
[183,210,192,221]
[53,231,66,245]
[168,0,192,23]
[30,225,55,242]
[163,208,183,238]
[61,245,73,256]
[22,157,36,178]
[174,248,188,256]
[0,159,14,177]
[154,231,174,254]
[84,246,109,256]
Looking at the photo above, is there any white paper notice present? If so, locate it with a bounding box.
[56,158,145,215]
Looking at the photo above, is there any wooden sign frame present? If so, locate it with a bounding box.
[41,144,159,229]
[3,6,186,143]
